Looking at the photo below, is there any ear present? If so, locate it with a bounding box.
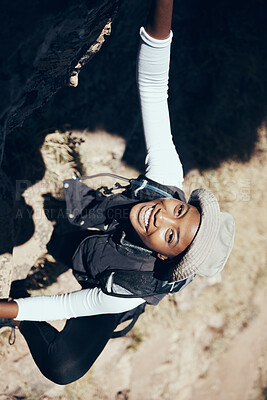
[157,253,168,261]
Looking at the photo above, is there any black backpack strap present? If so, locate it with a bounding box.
[97,269,195,303]
[98,269,161,300]
[112,303,146,338]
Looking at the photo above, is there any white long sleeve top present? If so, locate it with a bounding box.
[14,28,184,322]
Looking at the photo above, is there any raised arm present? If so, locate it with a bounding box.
[138,0,184,188]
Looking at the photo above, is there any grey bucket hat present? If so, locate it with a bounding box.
[168,188,235,283]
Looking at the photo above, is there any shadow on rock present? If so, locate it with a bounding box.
[21,0,267,173]
[2,0,267,256]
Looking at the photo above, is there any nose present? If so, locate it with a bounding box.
[155,207,174,227]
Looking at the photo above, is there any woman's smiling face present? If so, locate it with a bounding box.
[129,198,201,259]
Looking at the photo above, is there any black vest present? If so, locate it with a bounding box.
[63,175,189,305]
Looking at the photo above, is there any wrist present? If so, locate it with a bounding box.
[0,300,18,319]
[145,0,173,40]
[140,27,173,47]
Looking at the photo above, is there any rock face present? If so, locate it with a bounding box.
[0,0,122,165]
[0,0,122,295]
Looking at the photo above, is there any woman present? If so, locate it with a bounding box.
[0,0,235,385]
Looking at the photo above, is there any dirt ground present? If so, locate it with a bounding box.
[0,127,266,400]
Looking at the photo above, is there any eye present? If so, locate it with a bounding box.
[168,229,174,243]
[176,205,184,216]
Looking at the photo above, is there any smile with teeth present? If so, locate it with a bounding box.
[144,206,155,231]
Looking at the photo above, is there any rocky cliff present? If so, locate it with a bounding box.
[0,0,122,164]
[0,0,122,295]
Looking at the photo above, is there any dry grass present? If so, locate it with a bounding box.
[40,130,83,198]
